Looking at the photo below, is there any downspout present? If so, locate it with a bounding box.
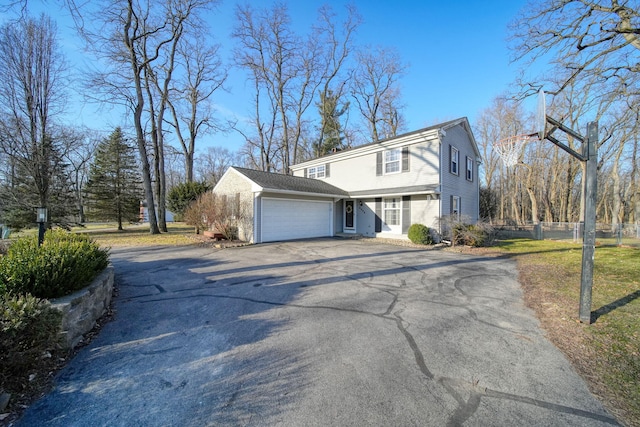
[476,157,482,223]
[254,192,261,244]
[437,129,445,233]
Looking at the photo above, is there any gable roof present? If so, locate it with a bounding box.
[291,117,479,170]
[231,166,348,198]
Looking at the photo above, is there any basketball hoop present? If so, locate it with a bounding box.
[494,134,532,168]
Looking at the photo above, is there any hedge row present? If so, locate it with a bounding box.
[0,229,110,299]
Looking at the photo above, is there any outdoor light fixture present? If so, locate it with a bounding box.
[36,207,47,246]
[36,207,48,223]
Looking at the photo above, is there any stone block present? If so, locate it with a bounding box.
[50,265,114,349]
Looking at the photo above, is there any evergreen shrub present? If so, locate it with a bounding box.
[0,293,62,393]
[407,223,433,245]
[0,230,110,299]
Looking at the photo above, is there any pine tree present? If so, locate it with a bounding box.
[316,89,348,157]
[85,128,143,230]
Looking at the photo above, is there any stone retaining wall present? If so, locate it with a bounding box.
[50,265,114,349]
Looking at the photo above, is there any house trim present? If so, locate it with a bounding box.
[291,129,440,171]
[348,184,440,198]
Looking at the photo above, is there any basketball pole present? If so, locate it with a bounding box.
[579,121,598,324]
[542,115,598,324]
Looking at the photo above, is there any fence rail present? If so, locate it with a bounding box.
[495,222,640,248]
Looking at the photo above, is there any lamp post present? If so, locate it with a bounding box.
[36,207,47,247]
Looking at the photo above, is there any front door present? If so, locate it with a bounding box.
[344,200,355,231]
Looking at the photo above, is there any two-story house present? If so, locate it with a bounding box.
[213,117,480,243]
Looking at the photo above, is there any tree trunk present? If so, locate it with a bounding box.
[125,8,159,235]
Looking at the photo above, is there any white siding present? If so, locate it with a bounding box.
[293,137,441,193]
[410,195,441,230]
[212,169,255,242]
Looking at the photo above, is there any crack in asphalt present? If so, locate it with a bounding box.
[115,246,618,425]
[132,283,617,425]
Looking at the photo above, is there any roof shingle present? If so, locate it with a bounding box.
[232,167,348,197]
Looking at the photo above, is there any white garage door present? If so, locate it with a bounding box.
[261,198,333,242]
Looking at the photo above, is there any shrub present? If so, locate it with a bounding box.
[452,222,496,247]
[0,229,110,299]
[407,223,433,245]
[0,293,62,390]
[184,192,248,240]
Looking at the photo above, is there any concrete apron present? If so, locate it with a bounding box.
[17,239,618,426]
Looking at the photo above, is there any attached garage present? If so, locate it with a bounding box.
[261,198,333,242]
[213,167,348,244]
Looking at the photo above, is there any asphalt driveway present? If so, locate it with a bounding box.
[17,239,618,426]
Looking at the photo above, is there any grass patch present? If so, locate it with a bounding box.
[496,239,639,426]
[81,223,198,247]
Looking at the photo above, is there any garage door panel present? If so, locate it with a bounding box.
[262,199,332,242]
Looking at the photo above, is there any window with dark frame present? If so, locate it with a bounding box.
[384,149,401,174]
[308,164,326,179]
[450,146,459,175]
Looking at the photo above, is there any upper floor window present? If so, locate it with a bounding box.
[450,146,459,175]
[385,149,401,174]
[466,156,473,181]
[308,164,326,179]
[376,147,409,176]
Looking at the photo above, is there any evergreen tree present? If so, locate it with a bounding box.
[167,181,210,221]
[85,128,143,230]
[0,133,77,230]
[316,89,348,157]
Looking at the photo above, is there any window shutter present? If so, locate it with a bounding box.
[235,193,241,216]
[304,168,308,178]
[450,195,454,215]
[402,196,411,233]
[222,194,228,215]
[375,198,382,232]
[376,152,383,176]
[325,163,330,178]
[402,147,409,172]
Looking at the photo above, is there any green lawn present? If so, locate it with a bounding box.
[496,239,639,426]
[78,222,198,247]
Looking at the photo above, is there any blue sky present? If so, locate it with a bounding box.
[6,0,534,152]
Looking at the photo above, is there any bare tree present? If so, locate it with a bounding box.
[71,0,170,233]
[473,96,530,223]
[351,45,406,142]
[68,0,220,233]
[194,146,241,187]
[60,127,99,223]
[232,3,324,172]
[509,2,640,225]
[314,4,361,156]
[0,14,75,228]
[167,35,227,183]
[141,0,218,231]
[511,0,640,99]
